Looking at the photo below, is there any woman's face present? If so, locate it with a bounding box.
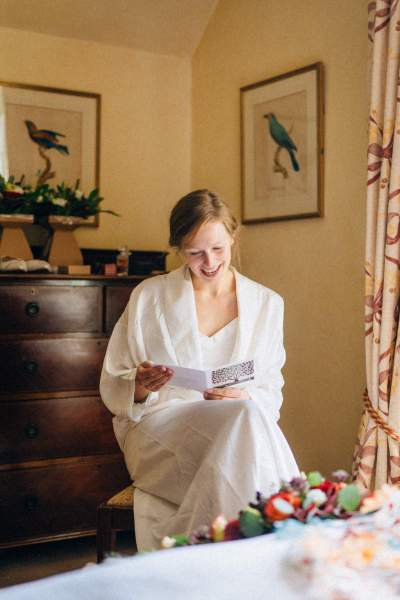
[181,220,234,284]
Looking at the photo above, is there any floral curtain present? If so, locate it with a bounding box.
[0,87,9,178]
[353,0,400,490]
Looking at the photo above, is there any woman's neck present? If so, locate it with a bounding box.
[190,267,235,298]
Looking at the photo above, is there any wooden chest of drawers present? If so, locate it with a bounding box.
[0,274,144,549]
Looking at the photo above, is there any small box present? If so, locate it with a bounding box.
[103,263,117,276]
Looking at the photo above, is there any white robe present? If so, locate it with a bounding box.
[100,266,299,550]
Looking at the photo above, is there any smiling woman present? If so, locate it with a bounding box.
[181,217,233,279]
[100,189,299,550]
[172,191,238,337]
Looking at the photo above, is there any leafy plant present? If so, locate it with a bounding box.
[0,175,119,219]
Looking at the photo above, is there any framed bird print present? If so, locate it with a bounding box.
[240,63,324,224]
[0,81,100,226]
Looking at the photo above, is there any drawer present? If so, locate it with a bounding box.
[0,457,130,544]
[0,337,108,394]
[0,285,102,333]
[0,396,119,464]
[105,285,136,334]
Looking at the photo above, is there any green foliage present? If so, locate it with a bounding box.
[337,484,362,512]
[239,506,265,538]
[307,471,325,487]
[0,175,119,219]
[172,534,189,547]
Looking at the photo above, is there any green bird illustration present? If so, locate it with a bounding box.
[264,113,300,172]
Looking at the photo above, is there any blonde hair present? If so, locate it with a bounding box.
[169,189,238,246]
[169,189,240,267]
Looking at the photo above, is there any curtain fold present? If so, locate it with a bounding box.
[0,86,9,178]
[353,0,400,490]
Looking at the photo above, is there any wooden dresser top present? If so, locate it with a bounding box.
[0,274,148,285]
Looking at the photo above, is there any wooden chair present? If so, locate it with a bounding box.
[96,485,136,563]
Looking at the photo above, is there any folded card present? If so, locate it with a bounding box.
[163,359,255,392]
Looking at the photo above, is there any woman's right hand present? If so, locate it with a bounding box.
[134,361,174,402]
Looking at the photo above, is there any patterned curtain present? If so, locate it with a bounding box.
[0,87,9,178]
[353,0,400,490]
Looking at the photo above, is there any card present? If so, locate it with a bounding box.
[163,359,255,392]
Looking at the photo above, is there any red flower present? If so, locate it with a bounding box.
[223,519,242,541]
[317,480,338,495]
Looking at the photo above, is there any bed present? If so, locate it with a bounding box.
[1,496,400,600]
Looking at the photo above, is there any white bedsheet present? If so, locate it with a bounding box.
[0,536,301,600]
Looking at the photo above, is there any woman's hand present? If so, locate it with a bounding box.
[203,387,250,401]
[135,361,174,402]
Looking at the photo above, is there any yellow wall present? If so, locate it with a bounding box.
[0,26,191,258]
[192,0,368,473]
[1,1,369,475]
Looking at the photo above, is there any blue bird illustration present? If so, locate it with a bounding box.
[24,120,69,155]
[264,113,299,173]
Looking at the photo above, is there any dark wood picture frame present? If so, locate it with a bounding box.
[0,80,101,227]
[240,63,324,224]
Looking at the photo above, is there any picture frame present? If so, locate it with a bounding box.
[0,81,101,227]
[240,63,324,224]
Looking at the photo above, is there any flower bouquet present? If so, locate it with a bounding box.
[161,470,381,549]
[0,174,119,265]
[0,175,119,219]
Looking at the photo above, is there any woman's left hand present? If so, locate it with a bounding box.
[203,387,250,400]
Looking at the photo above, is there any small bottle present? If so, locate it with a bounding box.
[116,246,130,276]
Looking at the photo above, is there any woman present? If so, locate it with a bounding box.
[100,189,299,550]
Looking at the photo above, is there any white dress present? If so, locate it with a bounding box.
[199,318,238,369]
[100,266,299,551]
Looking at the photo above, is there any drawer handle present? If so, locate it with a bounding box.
[25,424,39,439]
[23,360,38,375]
[24,495,39,511]
[25,302,40,317]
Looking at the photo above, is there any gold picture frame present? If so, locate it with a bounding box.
[240,63,324,224]
[0,81,101,227]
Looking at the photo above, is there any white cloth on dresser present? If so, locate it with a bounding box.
[100,265,299,551]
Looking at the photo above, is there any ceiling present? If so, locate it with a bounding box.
[0,0,219,56]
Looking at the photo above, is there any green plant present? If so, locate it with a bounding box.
[0,175,119,219]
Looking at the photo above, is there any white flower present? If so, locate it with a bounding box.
[36,195,43,204]
[51,197,67,207]
[303,489,327,508]
[75,189,83,200]
[161,536,176,549]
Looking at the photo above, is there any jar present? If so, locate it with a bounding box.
[116,246,130,276]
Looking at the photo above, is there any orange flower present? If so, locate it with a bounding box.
[264,492,296,521]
